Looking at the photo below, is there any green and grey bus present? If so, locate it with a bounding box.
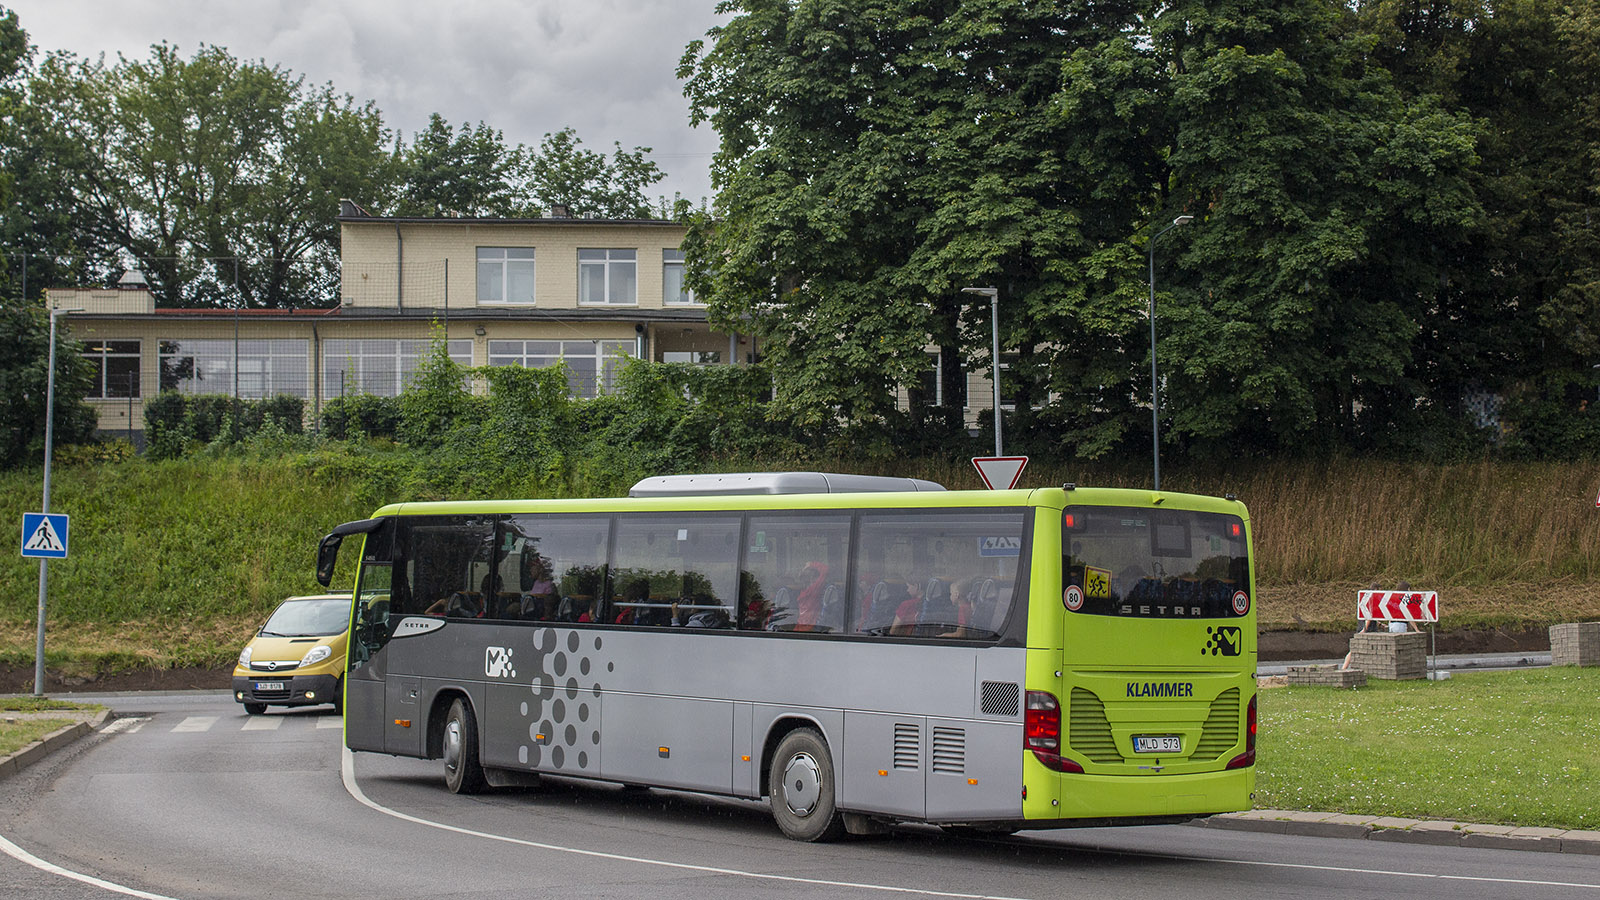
[316,472,1257,841]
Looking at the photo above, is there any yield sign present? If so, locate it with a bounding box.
[973,456,1029,491]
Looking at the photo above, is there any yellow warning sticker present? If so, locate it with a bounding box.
[1085,566,1112,599]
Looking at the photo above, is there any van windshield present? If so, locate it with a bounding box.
[261,597,351,637]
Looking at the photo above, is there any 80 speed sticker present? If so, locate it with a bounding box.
[1063,585,1085,611]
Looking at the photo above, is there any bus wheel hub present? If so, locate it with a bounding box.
[783,753,821,816]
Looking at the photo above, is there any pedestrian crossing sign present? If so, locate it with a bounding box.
[21,512,69,559]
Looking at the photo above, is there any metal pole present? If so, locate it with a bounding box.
[961,286,1002,456]
[34,308,64,697]
[1146,216,1192,492]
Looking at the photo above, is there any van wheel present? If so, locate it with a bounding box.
[443,698,487,795]
[769,728,846,842]
[331,679,343,716]
[243,702,267,716]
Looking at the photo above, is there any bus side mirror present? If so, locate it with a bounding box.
[316,532,343,587]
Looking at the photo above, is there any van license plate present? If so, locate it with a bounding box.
[255,682,284,691]
[1134,736,1181,754]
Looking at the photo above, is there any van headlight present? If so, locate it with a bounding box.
[301,645,332,667]
[238,646,252,667]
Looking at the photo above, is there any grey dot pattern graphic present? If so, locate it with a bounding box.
[519,629,608,773]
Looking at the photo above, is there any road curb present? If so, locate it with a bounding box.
[0,709,109,781]
[1196,809,1600,855]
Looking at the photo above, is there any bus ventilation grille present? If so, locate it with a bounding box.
[894,723,921,769]
[980,681,1020,717]
[932,727,966,774]
[1069,688,1123,764]
[1193,688,1241,760]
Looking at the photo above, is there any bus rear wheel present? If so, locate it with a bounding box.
[443,698,487,795]
[769,728,845,842]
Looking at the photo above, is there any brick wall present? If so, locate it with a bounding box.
[1347,631,1428,680]
[1550,622,1600,666]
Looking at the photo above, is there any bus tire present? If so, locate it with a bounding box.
[769,728,846,842]
[443,698,487,795]
[243,702,267,716]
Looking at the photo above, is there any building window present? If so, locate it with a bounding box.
[159,339,310,399]
[477,247,536,304]
[82,340,141,399]
[488,339,635,398]
[661,351,720,365]
[662,249,696,305]
[321,339,472,399]
[578,249,637,305]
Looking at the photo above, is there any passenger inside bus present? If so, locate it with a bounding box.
[613,578,650,625]
[791,561,830,630]
[518,555,558,620]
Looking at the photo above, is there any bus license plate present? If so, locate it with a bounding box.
[1134,736,1181,754]
[255,682,284,691]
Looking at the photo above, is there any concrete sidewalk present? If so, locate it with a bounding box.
[1199,808,1600,855]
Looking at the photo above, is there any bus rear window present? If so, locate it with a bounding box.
[1062,507,1249,618]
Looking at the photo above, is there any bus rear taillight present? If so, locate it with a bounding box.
[1026,691,1082,773]
[1227,693,1258,769]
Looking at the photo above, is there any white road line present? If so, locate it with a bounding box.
[100,717,148,734]
[0,832,181,900]
[343,748,1600,897]
[316,717,345,729]
[341,747,1034,899]
[240,717,282,731]
[170,716,216,733]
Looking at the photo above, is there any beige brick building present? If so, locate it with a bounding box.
[49,201,747,443]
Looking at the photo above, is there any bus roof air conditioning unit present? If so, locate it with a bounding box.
[627,472,947,497]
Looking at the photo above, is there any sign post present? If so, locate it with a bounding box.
[972,456,1029,491]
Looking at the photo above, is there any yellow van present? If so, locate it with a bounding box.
[232,594,351,715]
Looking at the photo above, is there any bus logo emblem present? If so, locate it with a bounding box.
[486,646,516,679]
[1204,627,1242,657]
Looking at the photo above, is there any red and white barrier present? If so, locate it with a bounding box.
[1357,590,1438,623]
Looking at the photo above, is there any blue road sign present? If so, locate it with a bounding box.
[21,512,69,559]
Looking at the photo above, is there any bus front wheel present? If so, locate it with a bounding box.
[769,728,845,842]
[443,698,487,795]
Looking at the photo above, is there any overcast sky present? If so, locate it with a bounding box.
[7,0,726,209]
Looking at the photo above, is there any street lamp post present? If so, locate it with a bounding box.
[961,286,1002,456]
[34,306,80,697]
[1147,215,1193,492]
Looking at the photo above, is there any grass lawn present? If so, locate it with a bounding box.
[1255,667,1600,830]
[0,718,76,757]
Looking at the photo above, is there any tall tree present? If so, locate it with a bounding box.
[0,7,114,302]
[392,114,526,217]
[682,0,1483,458]
[28,42,392,308]
[681,0,1138,436]
[0,304,98,467]
[524,127,665,219]
[1352,0,1600,447]
[1152,0,1481,456]
[393,118,666,220]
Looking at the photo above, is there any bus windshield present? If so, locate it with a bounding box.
[1063,506,1249,618]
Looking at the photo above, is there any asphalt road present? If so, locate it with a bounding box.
[3,692,1599,900]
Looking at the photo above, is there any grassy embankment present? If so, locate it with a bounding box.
[2,450,1598,675]
[1256,667,1600,830]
